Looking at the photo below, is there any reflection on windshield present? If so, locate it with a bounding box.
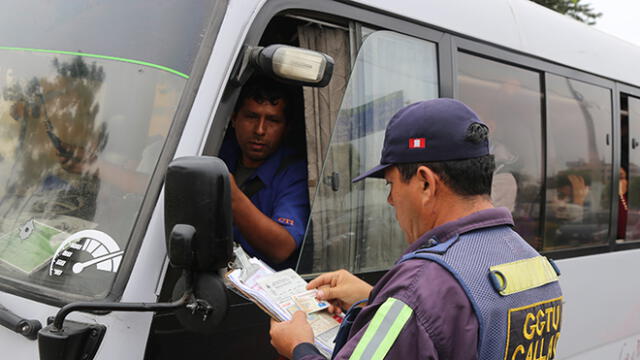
[0,53,184,298]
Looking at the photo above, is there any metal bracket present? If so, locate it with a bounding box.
[38,318,106,360]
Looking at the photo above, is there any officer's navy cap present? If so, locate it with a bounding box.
[352,98,489,183]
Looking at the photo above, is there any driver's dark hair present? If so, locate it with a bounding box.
[396,122,495,196]
[234,75,293,121]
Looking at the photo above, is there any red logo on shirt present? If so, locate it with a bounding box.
[277,217,295,226]
[408,138,426,149]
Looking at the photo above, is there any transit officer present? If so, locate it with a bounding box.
[269,98,563,359]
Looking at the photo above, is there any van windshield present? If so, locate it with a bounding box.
[0,0,222,300]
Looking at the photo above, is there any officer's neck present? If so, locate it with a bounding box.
[412,192,493,244]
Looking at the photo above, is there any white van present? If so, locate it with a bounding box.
[1,0,639,359]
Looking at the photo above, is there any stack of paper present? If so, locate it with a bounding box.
[226,252,341,357]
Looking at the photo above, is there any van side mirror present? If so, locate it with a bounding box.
[163,156,232,333]
[164,156,233,271]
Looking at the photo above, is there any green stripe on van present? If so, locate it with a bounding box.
[0,46,189,79]
[350,297,413,360]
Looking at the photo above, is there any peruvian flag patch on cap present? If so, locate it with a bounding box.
[408,138,426,149]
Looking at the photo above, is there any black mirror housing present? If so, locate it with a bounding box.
[164,156,233,271]
[167,224,195,269]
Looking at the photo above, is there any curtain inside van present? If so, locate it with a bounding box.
[297,24,351,271]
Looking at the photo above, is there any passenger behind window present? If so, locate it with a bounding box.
[548,173,590,223]
[219,76,309,270]
[618,167,628,239]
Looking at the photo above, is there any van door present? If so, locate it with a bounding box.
[147,3,446,356]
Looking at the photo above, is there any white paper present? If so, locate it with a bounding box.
[226,248,341,356]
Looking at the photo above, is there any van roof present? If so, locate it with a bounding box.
[350,0,640,88]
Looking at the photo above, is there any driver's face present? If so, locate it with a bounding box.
[232,98,287,168]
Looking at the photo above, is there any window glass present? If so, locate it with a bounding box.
[457,52,543,249]
[544,75,612,249]
[0,1,223,300]
[0,0,219,76]
[0,53,183,299]
[625,96,640,241]
[298,31,438,274]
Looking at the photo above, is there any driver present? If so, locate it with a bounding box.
[218,76,309,270]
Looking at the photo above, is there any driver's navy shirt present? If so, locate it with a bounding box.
[219,138,309,270]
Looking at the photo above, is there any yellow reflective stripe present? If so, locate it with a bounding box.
[490,256,559,296]
[350,298,413,360]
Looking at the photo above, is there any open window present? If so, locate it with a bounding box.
[209,14,441,275]
[621,93,640,242]
[297,29,439,274]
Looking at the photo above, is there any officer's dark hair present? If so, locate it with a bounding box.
[396,122,495,197]
[234,75,293,122]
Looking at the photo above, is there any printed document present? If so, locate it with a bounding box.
[226,247,341,357]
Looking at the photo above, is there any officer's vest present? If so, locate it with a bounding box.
[397,225,563,360]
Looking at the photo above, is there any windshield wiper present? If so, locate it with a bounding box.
[0,303,41,340]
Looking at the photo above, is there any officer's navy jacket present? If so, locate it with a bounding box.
[294,207,562,360]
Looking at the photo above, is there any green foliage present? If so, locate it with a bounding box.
[531,0,602,25]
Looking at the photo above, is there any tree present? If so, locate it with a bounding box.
[531,0,602,25]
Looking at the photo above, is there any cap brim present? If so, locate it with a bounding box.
[352,163,391,183]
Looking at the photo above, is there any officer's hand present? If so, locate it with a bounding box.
[307,269,372,313]
[270,311,314,359]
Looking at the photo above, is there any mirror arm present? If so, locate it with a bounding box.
[50,292,191,332]
[230,45,261,87]
[0,303,42,340]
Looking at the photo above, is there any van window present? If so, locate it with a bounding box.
[457,52,544,249]
[298,30,439,274]
[544,74,612,250]
[624,95,640,241]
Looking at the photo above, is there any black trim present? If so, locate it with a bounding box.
[614,240,640,251]
[542,244,611,260]
[438,33,455,98]
[539,72,548,252]
[0,0,229,307]
[619,83,640,98]
[610,84,621,251]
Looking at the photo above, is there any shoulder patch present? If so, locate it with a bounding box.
[504,297,563,360]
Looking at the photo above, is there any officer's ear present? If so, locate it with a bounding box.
[416,166,438,199]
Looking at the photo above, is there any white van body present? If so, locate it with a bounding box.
[0,1,639,359]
